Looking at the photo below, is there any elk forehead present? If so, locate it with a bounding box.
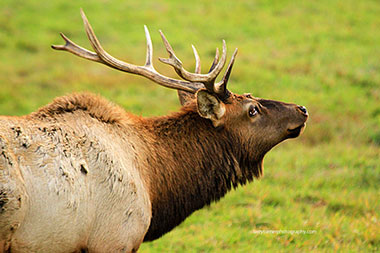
[224,93,259,113]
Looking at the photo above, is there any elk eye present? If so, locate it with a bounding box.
[248,105,258,117]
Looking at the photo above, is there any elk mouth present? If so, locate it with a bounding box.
[287,123,306,139]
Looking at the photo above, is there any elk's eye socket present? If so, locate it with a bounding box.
[248,105,258,117]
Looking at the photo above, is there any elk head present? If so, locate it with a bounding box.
[52,10,308,166]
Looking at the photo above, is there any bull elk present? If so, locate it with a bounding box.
[0,10,308,253]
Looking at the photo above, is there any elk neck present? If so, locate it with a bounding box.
[138,102,263,241]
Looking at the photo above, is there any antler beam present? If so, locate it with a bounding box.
[52,9,238,100]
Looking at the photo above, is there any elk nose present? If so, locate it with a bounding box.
[297,105,308,115]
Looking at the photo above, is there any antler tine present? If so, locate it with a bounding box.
[80,9,137,73]
[210,40,227,80]
[208,48,219,73]
[215,48,238,100]
[144,25,154,69]
[158,30,185,76]
[158,31,227,85]
[51,33,102,63]
[191,45,201,74]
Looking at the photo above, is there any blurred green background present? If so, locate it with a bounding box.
[1,0,379,252]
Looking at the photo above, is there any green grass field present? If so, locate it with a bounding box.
[1,0,379,252]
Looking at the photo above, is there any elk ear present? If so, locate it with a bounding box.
[196,89,226,127]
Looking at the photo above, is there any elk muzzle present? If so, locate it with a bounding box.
[286,105,308,139]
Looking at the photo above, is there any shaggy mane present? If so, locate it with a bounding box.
[32,92,128,124]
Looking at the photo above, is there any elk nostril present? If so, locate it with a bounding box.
[298,106,307,114]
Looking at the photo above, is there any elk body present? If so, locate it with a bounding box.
[0,10,308,253]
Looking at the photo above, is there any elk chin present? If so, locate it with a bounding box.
[286,123,306,139]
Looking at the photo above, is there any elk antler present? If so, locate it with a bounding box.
[52,9,237,101]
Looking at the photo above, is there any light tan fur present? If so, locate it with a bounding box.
[0,94,151,252]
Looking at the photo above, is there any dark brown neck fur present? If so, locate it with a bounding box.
[141,103,263,241]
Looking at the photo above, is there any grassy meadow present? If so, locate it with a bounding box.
[1,0,379,252]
